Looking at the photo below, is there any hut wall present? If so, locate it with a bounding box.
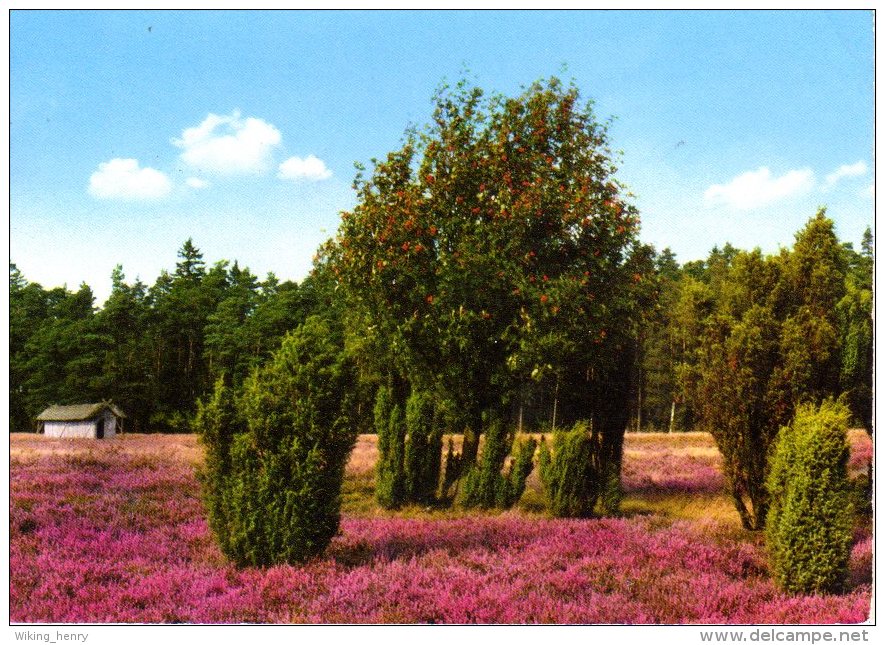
[102,409,118,437]
[43,420,98,438]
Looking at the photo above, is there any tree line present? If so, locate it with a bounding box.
[10,218,871,443]
[9,242,332,433]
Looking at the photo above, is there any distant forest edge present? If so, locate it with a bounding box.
[9,215,872,436]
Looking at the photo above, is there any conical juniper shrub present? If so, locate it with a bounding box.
[765,400,854,594]
[539,421,600,518]
[375,387,407,509]
[195,316,357,567]
[194,375,243,558]
[599,459,624,516]
[404,389,443,505]
[502,435,538,508]
[373,386,394,507]
[436,397,474,501]
[461,417,537,510]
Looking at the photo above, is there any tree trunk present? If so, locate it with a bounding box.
[458,405,482,472]
[636,376,643,432]
[731,485,766,530]
[669,400,676,433]
[731,488,756,530]
[461,427,479,469]
[551,376,560,432]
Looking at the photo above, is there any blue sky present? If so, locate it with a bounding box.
[9,9,874,305]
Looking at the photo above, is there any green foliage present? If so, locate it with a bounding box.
[375,387,407,509]
[539,422,599,517]
[205,263,314,390]
[784,211,847,318]
[765,400,854,594]
[10,238,328,433]
[693,303,782,530]
[193,376,242,555]
[329,77,643,495]
[462,418,537,509]
[837,233,873,432]
[462,418,509,508]
[370,348,444,511]
[506,436,538,507]
[10,274,106,429]
[599,460,624,516]
[195,316,357,567]
[94,268,153,431]
[373,384,394,453]
[404,389,443,504]
[680,210,857,530]
[850,474,872,518]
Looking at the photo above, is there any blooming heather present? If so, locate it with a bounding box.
[847,429,872,477]
[10,433,872,624]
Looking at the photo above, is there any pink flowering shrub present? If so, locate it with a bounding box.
[10,433,872,624]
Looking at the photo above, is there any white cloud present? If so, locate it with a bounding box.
[172,110,282,175]
[824,161,868,188]
[278,155,333,182]
[704,166,814,210]
[186,177,210,189]
[88,158,172,200]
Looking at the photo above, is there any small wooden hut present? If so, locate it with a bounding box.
[36,402,126,438]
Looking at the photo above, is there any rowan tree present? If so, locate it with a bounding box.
[329,77,644,501]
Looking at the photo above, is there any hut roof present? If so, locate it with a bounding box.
[36,402,126,422]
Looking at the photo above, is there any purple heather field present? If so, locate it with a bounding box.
[10,432,872,624]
